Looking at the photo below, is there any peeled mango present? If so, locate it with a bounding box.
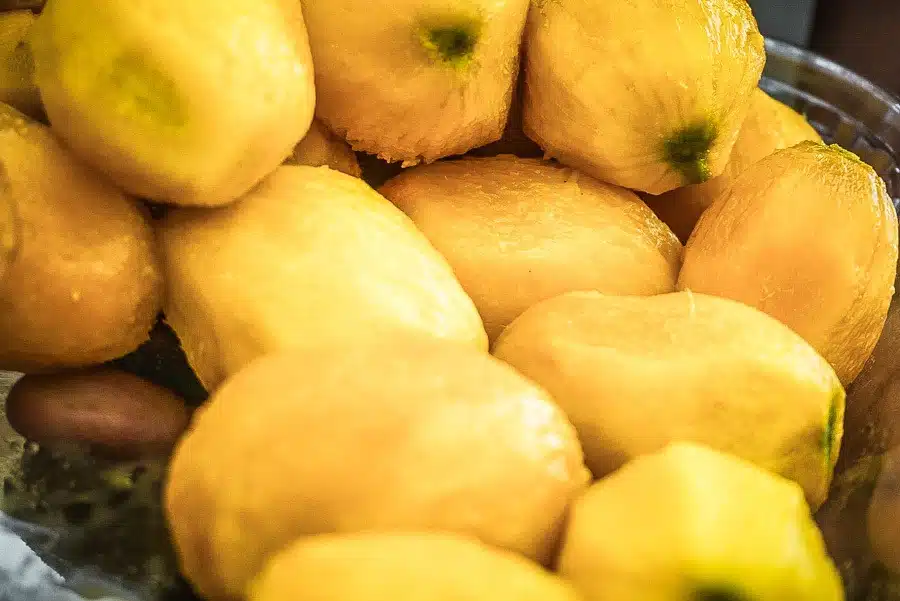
[158,165,488,392]
[27,0,316,206]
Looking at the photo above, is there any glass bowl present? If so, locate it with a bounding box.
[760,38,900,208]
[759,39,900,601]
[2,37,900,601]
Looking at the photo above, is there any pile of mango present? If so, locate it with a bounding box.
[1,0,897,600]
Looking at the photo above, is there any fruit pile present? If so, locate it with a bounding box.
[0,0,897,600]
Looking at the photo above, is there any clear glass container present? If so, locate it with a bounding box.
[1,36,900,601]
[760,39,900,206]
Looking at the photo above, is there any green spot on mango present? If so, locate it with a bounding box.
[26,0,188,135]
[663,122,718,185]
[417,17,481,70]
[99,51,187,130]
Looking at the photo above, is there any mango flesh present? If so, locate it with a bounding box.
[165,340,590,600]
[558,442,844,601]
[249,532,581,601]
[302,0,529,165]
[0,103,162,372]
[0,10,41,119]
[523,0,765,195]
[27,0,316,206]
[678,141,899,385]
[285,118,361,178]
[647,88,822,243]
[381,155,682,342]
[492,290,845,508]
[158,165,488,392]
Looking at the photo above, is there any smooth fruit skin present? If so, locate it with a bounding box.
[302,0,529,166]
[165,340,589,600]
[248,532,582,601]
[647,89,822,243]
[28,0,316,206]
[493,290,845,508]
[678,142,899,385]
[558,443,845,601]
[0,103,162,372]
[523,0,765,195]
[158,165,488,392]
[381,156,682,342]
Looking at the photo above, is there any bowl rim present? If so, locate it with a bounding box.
[764,37,900,111]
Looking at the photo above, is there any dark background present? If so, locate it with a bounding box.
[750,0,900,97]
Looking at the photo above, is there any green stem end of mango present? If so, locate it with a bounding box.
[417,17,481,70]
[663,122,718,185]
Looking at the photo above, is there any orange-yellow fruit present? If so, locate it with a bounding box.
[28,0,316,206]
[0,104,161,372]
[248,532,582,601]
[158,165,488,392]
[523,0,765,194]
[165,339,589,600]
[493,290,844,508]
[381,155,682,341]
[679,142,899,385]
[646,89,822,242]
[303,0,530,165]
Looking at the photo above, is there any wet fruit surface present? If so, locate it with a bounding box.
[1,6,900,599]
